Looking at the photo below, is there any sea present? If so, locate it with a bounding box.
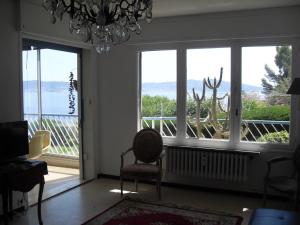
[23,80,262,115]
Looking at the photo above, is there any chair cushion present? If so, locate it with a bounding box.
[121,164,160,179]
[249,208,300,225]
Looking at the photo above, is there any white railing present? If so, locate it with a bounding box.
[25,114,79,157]
[142,117,290,142]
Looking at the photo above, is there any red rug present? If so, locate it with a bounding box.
[82,197,243,225]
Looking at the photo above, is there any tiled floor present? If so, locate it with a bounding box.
[2,178,288,225]
[28,166,81,205]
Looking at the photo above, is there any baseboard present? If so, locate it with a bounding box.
[97,173,288,201]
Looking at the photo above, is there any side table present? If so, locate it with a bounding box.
[0,159,48,225]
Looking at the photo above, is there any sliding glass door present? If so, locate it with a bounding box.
[22,39,81,160]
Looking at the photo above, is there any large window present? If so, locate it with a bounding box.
[139,42,293,149]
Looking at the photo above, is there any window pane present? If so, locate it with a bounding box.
[41,49,78,115]
[23,50,38,115]
[186,48,231,140]
[141,50,177,136]
[241,46,291,144]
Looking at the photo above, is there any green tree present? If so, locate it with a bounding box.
[141,95,176,117]
[261,46,291,105]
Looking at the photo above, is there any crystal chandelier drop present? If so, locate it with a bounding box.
[42,0,153,54]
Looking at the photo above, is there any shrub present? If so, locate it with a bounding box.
[242,105,290,121]
[142,95,176,117]
[257,131,289,143]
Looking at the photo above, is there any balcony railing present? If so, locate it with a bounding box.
[24,113,290,158]
[142,117,290,142]
[25,113,79,158]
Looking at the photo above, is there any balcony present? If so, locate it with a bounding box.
[25,113,80,170]
[25,114,290,161]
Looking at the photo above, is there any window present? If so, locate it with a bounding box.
[140,50,177,137]
[186,48,231,140]
[139,42,294,150]
[241,46,291,144]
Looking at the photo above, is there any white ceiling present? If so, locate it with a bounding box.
[153,0,300,17]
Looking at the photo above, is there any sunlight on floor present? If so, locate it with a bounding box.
[45,166,79,182]
[109,189,137,194]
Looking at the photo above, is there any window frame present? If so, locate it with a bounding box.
[138,37,298,153]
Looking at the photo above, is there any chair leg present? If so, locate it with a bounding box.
[120,176,124,198]
[294,188,299,210]
[157,179,161,200]
[263,183,268,207]
[135,179,138,192]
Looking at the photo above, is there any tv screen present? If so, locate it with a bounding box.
[0,121,29,163]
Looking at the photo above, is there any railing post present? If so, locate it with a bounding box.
[160,117,163,134]
[152,120,155,129]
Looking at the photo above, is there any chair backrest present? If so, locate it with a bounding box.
[28,134,44,158]
[35,130,51,150]
[132,128,163,163]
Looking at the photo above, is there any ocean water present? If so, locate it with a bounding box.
[24,90,78,115]
[23,80,262,115]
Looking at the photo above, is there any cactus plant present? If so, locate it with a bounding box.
[192,78,206,137]
[192,67,249,139]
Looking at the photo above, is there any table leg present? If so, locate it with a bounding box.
[2,189,9,225]
[38,181,44,225]
[8,190,13,219]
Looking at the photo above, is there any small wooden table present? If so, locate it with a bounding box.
[0,159,48,225]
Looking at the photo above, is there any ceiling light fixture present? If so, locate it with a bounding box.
[42,0,153,54]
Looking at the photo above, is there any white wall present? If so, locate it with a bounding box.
[0,0,21,122]
[97,6,300,193]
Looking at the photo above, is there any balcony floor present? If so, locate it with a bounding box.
[28,166,81,205]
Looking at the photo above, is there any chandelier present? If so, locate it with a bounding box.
[42,0,153,53]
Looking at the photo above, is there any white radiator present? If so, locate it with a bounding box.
[166,147,250,182]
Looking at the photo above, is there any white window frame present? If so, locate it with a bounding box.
[138,37,299,153]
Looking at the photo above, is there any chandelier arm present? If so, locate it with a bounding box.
[111,4,120,21]
[60,0,68,8]
[81,4,97,23]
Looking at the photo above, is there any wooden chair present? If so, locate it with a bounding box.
[263,146,300,209]
[120,128,164,199]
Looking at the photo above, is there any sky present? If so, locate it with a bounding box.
[23,46,280,88]
[23,49,78,82]
[142,46,280,87]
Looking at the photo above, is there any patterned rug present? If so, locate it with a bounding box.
[82,197,243,225]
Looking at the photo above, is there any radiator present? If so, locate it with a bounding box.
[166,146,250,182]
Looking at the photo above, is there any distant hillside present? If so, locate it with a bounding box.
[24,80,263,99]
[143,80,263,99]
[24,80,69,92]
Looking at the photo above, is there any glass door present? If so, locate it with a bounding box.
[22,39,82,203]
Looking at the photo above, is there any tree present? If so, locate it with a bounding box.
[261,46,291,105]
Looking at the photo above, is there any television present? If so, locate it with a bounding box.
[0,121,29,164]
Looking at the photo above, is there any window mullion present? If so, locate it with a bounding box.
[230,44,242,146]
[291,41,300,146]
[176,48,187,142]
[37,49,42,129]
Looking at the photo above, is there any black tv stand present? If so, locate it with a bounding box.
[0,159,48,225]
